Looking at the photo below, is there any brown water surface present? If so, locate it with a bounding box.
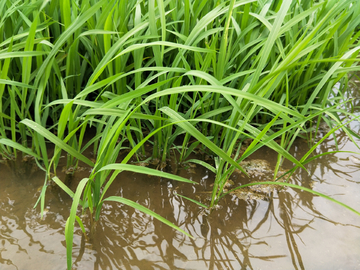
[1,128,360,270]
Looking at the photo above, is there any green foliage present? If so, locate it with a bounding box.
[0,0,359,269]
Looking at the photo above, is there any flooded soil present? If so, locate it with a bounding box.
[1,127,360,270]
[1,85,360,270]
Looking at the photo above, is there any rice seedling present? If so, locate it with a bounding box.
[0,0,360,269]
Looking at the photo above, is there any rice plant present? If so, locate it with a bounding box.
[0,0,360,269]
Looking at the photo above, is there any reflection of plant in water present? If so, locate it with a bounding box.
[176,137,360,269]
[275,192,308,270]
[2,158,360,269]
[300,130,360,183]
[0,169,73,268]
[276,184,360,268]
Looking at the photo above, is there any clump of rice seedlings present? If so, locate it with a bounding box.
[0,0,360,269]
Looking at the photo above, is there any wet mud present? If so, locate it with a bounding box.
[1,125,360,270]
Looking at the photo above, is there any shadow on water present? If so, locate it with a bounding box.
[1,123,360,269]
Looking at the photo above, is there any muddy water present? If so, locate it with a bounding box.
[1,96,360,269]
[1,130,360,270]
